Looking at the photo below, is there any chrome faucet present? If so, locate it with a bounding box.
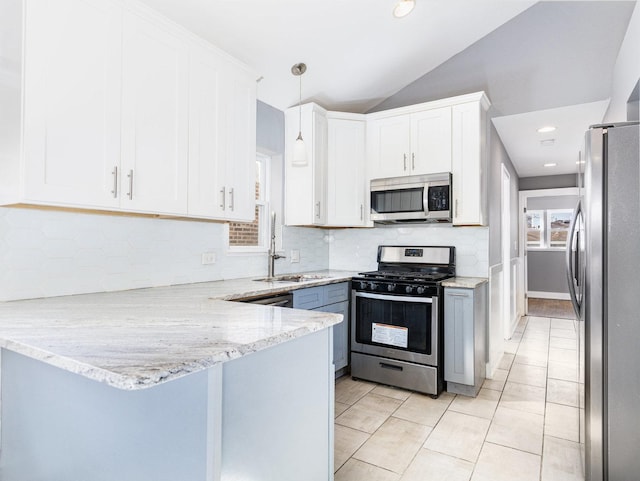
[268,211,285,278]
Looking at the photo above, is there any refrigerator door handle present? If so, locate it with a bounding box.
[566,199,582,318]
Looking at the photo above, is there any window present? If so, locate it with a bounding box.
[228,153,270,252]
[526,208,573,250]
[526,210,544,248]
[547,209,572,248]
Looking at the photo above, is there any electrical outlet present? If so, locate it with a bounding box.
[201,252,216,265]
[290,249,300,263]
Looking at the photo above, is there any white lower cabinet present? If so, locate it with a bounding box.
[293,282,350,373]
[444,284,487,397]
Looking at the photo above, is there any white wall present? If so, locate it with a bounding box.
[328,225,488,278]
[605,1,640,122]
[0,207,328,301]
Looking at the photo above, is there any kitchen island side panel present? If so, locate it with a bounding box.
[0,348,210,481]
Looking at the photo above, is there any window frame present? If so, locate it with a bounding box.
[526,209,545,249]
[227,152,271,254]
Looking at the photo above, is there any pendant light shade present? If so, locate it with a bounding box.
[291,62,308,166]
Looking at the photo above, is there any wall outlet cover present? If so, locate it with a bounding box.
[201,252,216,265]
[290,249,300,263]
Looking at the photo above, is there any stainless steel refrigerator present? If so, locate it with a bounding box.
[566,121,640,481]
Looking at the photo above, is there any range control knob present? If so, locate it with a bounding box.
[387,283,396,292]
[416,286,426,295]
[369,282,378,291]
[357,281,368,290]
[405,285,415,294]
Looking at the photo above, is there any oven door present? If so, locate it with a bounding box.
[351,291,439,366]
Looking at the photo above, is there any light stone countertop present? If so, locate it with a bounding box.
[0,270,356,391]
[441,277,488,289]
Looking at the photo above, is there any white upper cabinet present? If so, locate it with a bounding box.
[121,11,189,215]
[411,107,452,175]
[5,0,257,220]
[367,115,411,179]
[285,103,328,226]
[327,114,367,227]
[187,45,256,221]
[187,44,224,218]
[367,106,452,180]
[22,0,122,208]
[217,63,257,221]
[451,99,489,226]
[285,104,367,227]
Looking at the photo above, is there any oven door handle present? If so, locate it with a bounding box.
[431,295,439,359]
[353,291,433,304]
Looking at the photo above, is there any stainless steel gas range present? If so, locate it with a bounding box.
[350,245,455,398]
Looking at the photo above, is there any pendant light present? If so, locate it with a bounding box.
[291,62,307,166]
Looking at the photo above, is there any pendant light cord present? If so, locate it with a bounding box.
[298,72,302,138]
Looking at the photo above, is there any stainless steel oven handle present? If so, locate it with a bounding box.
[354,291,433,304]
[431,295,439,359]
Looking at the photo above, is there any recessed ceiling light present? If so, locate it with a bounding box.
[537,126,556,133]
[393,0,415,18]
[540,138,556,146]
[544,163,557,167]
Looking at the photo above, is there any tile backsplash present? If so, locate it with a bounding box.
[1,207,487,301]
[328,224,489,277]
[0,207,328,301]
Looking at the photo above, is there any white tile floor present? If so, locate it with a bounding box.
[334,315,585,481]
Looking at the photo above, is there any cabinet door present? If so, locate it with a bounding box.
[327,118,366,226]
[444,288,475,385]
[22,0,122,208]
[218,63,257,221]
[452,102,484,225]
[367,115,411,179]
[284,104,327,226]
[411,107,452,175]
[187,45,224,218]
[121,12,188,215]
[313,301,349,371]
[312,111,328,225]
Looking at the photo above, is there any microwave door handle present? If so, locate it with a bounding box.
[423,184,430,216]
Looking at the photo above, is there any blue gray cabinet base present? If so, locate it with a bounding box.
[444,284,487,397]
[294,282,350,376]
[0,329,334,481]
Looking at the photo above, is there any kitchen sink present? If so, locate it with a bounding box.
[253,274,329,283]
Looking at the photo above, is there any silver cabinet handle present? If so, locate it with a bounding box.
[447,292,470,297]
[127,169,133,200]
[403,154,407,171]
[455,199,459,217]
[229,188,234,211]
[220,187,226,210]
[111,166,118,198]
[360,204,364,221]
[412,153,415,170]
[315,201,321,219]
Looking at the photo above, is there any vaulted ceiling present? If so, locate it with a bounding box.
[138,0,637,177]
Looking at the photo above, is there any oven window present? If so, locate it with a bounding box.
[427,185,450,212]
[354,296,432,354]
[371,187,424,213]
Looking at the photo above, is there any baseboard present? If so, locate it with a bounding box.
[527,291,570,301]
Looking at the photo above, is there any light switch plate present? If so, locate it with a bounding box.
[290,249,300,263]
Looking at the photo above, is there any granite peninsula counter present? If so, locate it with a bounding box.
[0,270,355,481]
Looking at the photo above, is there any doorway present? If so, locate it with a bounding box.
[501,165,512,338]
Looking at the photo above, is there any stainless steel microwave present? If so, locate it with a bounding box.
[370,173,452,224]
